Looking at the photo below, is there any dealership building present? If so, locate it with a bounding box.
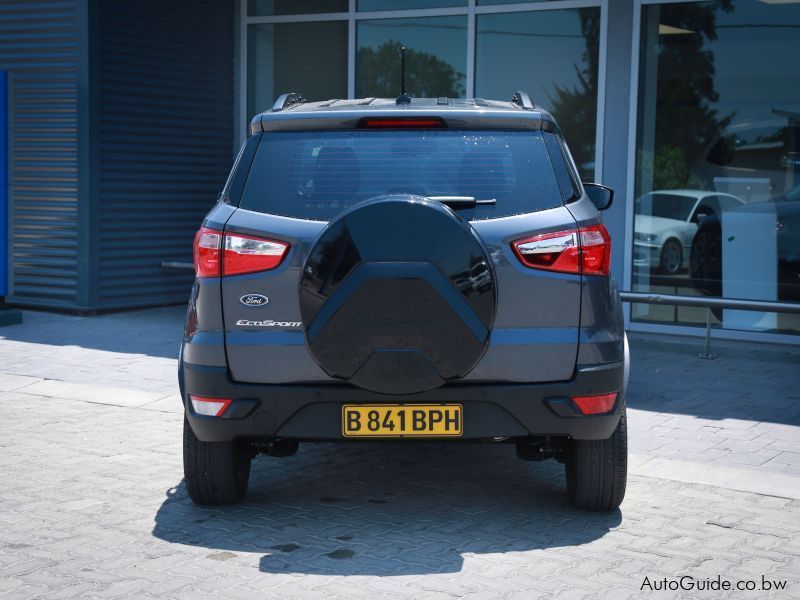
[0,0,798,340]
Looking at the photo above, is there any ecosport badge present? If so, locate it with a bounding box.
[240,293,269,307]
[236,319,302,328]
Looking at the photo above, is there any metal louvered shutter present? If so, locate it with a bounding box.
[96,0,235,309]
[3,1,81,308]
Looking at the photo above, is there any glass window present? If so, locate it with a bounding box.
[359,0,465,10]
[247,22,347,121]
[475,9,600,181]
[635,193,698,222]
[356,16,467,98]
[478,0,554,4]
[632,0,800,335]
[239,130,565,221]
[248,0,347,16]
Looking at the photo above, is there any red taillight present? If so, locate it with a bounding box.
[193,228,290,278]
[579,225,611,275]
[511,224,610,275]
[571,392,618,415]
[359,117,446,128]
[189,395,232,417]
[223,232,289,276]
[193,227,222,278]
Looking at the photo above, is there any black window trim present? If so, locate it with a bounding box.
[225,134,261,205]
[557,134,584,202]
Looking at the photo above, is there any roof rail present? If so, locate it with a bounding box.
[271,92,306,112]
[511,90,535,110]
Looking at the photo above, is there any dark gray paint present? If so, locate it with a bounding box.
[219,204,586,384]
[566,196,625,364]
[186,194,624,386]
[179,97,626,387]
[251,99,547,134]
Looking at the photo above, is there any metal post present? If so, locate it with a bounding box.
[619,291,800,360]
[699,307,717,360]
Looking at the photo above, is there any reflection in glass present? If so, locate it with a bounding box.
[247,22,348,120]
[356,17,467,98]
[475,9,600,180]
[633,0,800,334]
[358,0,465,10]
[478,0,550,4]
[248,0,348,16]
[634,191,743,275]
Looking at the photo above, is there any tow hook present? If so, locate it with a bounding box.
[516,438,557,462]
[256,438,299,457]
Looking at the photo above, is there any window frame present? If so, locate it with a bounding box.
[623,0,800,342]
[237,0,608,184]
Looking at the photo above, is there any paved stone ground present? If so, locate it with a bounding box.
[624,334,800,476]
[1,308,797,475]
[0,308,181,395]
[1,308,800,598]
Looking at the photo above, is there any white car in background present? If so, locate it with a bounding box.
[634,190,743,274]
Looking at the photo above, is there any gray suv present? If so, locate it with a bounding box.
[180,92,629,511]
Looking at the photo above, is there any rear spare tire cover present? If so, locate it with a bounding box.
[299,195,496,395]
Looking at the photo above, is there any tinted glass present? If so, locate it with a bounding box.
[247,22,347,122]
[475,8,600,180]
[359,0,465,9]
[635,194,697,221]
[240,130,564,220]
[357,17,467,98]
[248,0,347,16]
[478,0,554,4]
[632,0,800,335]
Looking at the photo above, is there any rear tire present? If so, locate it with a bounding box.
[183,417,252,505]
[565,405,627,511]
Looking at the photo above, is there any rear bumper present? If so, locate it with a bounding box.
[180,359,626,443]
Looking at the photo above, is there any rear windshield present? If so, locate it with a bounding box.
[239,129,568,220]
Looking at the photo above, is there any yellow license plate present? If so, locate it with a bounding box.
[342,404,463,437]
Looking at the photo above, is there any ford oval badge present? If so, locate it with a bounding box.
[240,293,269,307]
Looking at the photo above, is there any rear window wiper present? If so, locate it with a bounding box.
[428,196,497,209]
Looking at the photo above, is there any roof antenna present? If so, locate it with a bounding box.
[396,45,411,105]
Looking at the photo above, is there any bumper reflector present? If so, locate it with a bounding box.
[571,392,618,415]
[190,395,232,417]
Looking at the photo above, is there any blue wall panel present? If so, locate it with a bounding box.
[0,70,6,297]
[0,1,81,308]
[96,0,235,309]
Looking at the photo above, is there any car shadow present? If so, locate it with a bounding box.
[152,443,621,576]
[627,333,800,426]
[0,306,185,359]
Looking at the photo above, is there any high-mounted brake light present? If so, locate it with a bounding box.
[190,395,232,417]
[359,117,446,129]
[193,227,290,278]
[511,224,610,275]
[571,392,618,415]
